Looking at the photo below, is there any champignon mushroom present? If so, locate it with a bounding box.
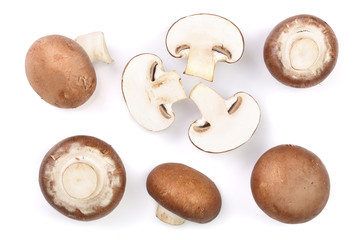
[39,135,126,221]
[146,163,221,225]
[122,53,187,131]
[188,83,260,153]
[263,14,338,88]
[251,144,330,224]
[25,32,113,108]
[166,14,244,82]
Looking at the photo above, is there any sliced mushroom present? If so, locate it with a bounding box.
[166,14,244,82]
[25,32,113,108]
[39,135,126,221]
[188,83,260,153]
[122,53,187,131]
[251,144,330,223]
[146,163,222,225]
[264,14,338,88]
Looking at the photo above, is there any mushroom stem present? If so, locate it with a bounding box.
[156,204,185,225]
[75,32,114,64]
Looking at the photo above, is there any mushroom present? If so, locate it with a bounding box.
[25,32,113,108]
[188,83,260,153]
[251,144,330,224]
[122,53,187,131]
[146,163,221,225]
[263,14,338,88]
[166,14,244,82]
[39,135,126,221]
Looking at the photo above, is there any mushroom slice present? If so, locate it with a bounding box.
[75,31,114,64]
[166,14,244,82]
[189,83,260,153]
[39,135,126,221]
[146,163,222,225]
[264,14,338,88]
[122,53,187,131]
[25,35,97,108]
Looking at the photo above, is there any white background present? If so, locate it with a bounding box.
[1,0,358,239]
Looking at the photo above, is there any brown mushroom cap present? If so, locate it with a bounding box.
[264,14,338,88]
[146,163,221,224]
[25,35,96,108]
[251,144,330,224]
[39,135,126,221]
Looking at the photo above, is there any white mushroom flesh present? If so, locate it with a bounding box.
[75,31,114,64]
[166,14,244,81]
[156,204,185,225]
[43,143,122,215]
[122,54,187,131]
[189,83,260,153]
[278,25,332,80]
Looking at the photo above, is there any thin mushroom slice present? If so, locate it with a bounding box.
[122,53,187,131]
[166,14,244,82]
[39,135,126,221]
[189,83,260,153]
[75,31,114,64]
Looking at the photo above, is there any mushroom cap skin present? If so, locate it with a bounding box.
[146,163,222,224]
[251,144,330,224]
[39,135,126,221]
[166,13,244,82]
[25,35,97,108]
[264,14,338,88]
[122,53,187,131]
[188,83,260,153]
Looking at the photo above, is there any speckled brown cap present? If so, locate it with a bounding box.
[264,14,338,88]
[39,135,126,221]
[25,35,96,108]
[146,163,221,224]
[251,144,330,223]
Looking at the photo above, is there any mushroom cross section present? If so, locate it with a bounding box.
[166,14,244,82]
[189,83,260,153]
[122,53,187,131]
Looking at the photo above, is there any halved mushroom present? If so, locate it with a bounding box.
[251,144,330,223]
[264,14,338,88]
[188,83,260,153]
[39,135,126,221]
[166,14,244,82]
[122,53,187,131]
[25,32,113,108]
[146,163,222,225]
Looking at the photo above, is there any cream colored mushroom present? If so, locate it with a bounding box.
[122,53,187,131]
[188,83,260,153]
[166,14,244,82]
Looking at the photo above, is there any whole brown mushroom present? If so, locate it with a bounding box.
[264,14,338,88]
[39,135,126,221]
[25,32,113,108]
[251,144,330,224]
[147,163,222,225]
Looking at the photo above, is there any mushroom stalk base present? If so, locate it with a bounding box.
[156,204,185,225]
[75,32,114,64]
